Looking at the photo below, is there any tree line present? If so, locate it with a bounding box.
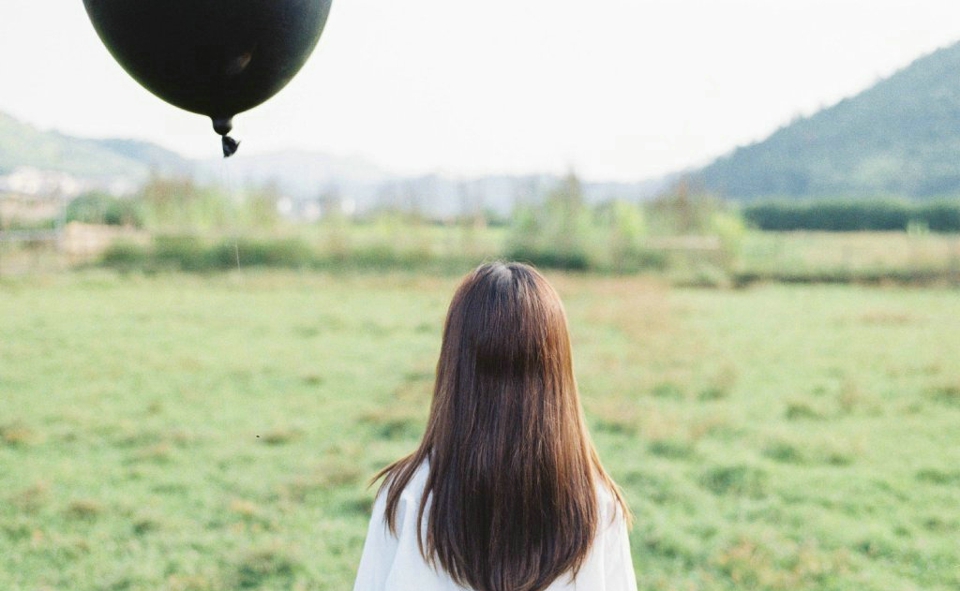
[742,199,960,232]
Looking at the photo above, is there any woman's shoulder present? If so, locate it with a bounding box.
[379,459,431,505]
[403,460,431,497]
[595,479,628,523]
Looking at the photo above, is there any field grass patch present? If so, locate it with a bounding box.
[257,427,303,446]
[648,439,697,460]
[762,441,806,464]
[358,405,425,441]
[3,274,960,590]
[233,545,301,589]
[651,381,685,400]
[64,499,104,521]
[915,468,960,486]
[8,481,50,513]
[0,421,37,446]
[784,401,826,421]
[700,465,768,498]
[712,536,851,590]
[927,382,960,406]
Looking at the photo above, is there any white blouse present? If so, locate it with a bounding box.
[353,463,638,591]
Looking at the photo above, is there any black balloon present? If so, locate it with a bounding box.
[83,0,333,156]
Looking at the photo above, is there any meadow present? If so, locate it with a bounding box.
[1,270,959,590]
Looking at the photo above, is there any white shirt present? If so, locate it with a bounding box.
[353,463,638,591]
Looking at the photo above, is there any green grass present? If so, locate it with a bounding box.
[1,271,959,590]
[737,231,960,285]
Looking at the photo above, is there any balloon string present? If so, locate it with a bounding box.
[219,158,241,272]
[222,136,240,158]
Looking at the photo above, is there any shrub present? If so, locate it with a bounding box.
[920,200,960,232]
[154,234,214,272]
[506,173,594,271]
[139,176,234,232]
[101,241,151,270]
[213,238,312,269]
[67,191,144,227]
[743,198,960,232]
[506,246,591,271]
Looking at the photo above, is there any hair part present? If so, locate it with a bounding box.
[375,261,630,591]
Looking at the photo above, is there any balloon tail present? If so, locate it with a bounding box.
[222,136,240,158]
[212,117,238,158]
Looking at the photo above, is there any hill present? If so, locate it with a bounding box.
[0,112,190,186]
[0,110,666,217]
[692,40,960,200]
[202,157,668,219]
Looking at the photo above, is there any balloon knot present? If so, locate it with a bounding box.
[222,136,240,158]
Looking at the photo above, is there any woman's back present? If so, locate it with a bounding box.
[353,462,636,591]
[352,263,637,591]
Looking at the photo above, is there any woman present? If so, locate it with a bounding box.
[354,262,636,591]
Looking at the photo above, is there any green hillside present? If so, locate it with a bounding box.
[694,41,960,200]
[0,111,188,182]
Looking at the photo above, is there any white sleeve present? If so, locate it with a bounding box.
[352,491,401,591]
[602,509,638,591]
[354,489,446,591]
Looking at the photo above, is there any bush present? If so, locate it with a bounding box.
[645,188,722,235]
[506,247,591,271]
[67,191,144,227]
[101,241,151,270]
[213,238,313,269]
[102,235,318,272]
[919,201,960,232]
[743,198,960,232]
[139,176,235,232]
[153,235,214,272]
[506,174,595,271]
[98,234,472,274]
[599,200,667,273]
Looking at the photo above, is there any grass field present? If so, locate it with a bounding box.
[1,271,959,590]
[738,231,960,284]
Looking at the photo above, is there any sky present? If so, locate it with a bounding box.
[2,1,960,182]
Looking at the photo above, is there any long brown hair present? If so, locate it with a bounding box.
[375,262,629,591]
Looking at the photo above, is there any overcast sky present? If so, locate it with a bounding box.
[2,1,960,181]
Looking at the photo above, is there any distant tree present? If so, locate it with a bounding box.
[138,175,234,232]
[596,199,648,273]
[507,171,592,270]
[742,198,960,233]
[66,191,144,227]
[646,182,722,235]
[693,42,960,200]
